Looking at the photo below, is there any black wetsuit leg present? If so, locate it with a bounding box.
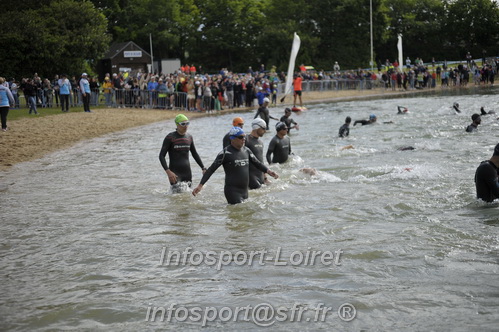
[224,185,248,204]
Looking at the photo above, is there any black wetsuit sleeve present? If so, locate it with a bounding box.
[200,150,225,185]
[159,135,171,170]
[354,120,369,126]
[248,148,269,173]
[266,137,276,164]
[254,109,261,119]
[190,139,205,169]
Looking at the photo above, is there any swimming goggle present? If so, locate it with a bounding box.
[178,121,190,126]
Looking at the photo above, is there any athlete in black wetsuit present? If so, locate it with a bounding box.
[192,127,278,204]
[397,106,408,114]
[480,107,496,115]
[159,114,205,191]
[353,114,377,126]
[246,118,267,189]
[280,108,299,133]
[474,143,499,202]
[254,98,278,130]
[339,116,351,138]
[266,122,292,164]
[466,114,481,132]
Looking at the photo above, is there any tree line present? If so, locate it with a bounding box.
[1,0,498,79]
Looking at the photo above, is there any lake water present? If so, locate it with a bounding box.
[1,86,498,331]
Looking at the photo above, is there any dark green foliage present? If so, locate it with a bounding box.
[1,0,498,78]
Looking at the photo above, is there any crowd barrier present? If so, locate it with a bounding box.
[11,76,454,110]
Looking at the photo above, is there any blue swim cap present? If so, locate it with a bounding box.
[369,114,376,120]
[229,126,245,140]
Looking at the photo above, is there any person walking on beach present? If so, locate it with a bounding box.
[222,117,244,149]
[246,118,269,189]
[0,77,15,132]
[159,114,206,193]
[79,73,92,112]
[475,143,499,203]
[58,74,71,112]
[339,116,351,138]
[254,97,278,130]
[266,122,292,164]
[466,114,481,132]
[192,127,278,204]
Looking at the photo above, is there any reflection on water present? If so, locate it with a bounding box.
[0,86,498,331]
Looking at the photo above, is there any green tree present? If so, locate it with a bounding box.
[0,0,111,78]
[187,0,266,72]
[444,0,499,61]
[379,0,445,63]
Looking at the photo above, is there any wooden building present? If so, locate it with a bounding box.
[98,41,152,80]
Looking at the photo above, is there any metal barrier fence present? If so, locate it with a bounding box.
[278,78,383,94]
[13,78,424,110]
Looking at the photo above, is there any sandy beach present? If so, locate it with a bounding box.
[0,87,435,171]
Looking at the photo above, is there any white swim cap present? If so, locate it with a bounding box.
[251,118,266,130]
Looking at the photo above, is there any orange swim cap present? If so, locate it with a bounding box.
[233,117,244,126]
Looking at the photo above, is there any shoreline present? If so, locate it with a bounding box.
[0,85,489,171]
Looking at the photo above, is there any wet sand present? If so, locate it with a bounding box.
[0,88,433,171]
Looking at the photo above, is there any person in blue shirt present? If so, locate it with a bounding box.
[79,73,92,112]
[58,74,72,112]
[0,77,15,131]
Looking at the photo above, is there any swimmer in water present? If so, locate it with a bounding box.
[192,126,278,204]
[280,108,299,132]
[338,116,351,138]
[453,102,461,113]
[397,106,409,114]
[222,117,244,149]
[159,114,206,192]
[254,97,278,130]
[266,122,292,164]
[245,118,268,189]
[353,114,377,126]
[474,143,499,202]
[480,107,496,115]
[465,113,481,133]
